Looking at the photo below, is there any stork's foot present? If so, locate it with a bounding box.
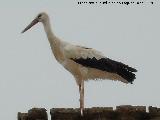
[80,108,84,116]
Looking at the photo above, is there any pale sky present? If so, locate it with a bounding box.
[0,0,160,119]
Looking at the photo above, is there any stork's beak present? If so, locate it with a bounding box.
[21,18,39,33]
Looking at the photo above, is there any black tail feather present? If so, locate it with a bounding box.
[113,61,137,83]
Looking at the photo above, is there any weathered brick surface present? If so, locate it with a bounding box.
[18,108,47,120]
[18,113,28,120]
[18,106,160,120]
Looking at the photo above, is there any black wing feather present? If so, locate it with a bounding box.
[71,57,137,83]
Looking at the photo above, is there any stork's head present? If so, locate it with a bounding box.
[21,12,49,33]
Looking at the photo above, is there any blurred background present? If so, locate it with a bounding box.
[0,0,159,119]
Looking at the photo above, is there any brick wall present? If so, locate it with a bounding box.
[18,105,160,120]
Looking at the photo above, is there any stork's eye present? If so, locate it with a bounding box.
[38,14,42,18]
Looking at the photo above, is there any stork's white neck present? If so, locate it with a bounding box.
[42,18,56,42]
[42,18,64,62]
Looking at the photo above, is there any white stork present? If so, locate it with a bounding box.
[22,12,137,116]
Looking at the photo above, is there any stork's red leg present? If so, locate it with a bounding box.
[79,79,84,116]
